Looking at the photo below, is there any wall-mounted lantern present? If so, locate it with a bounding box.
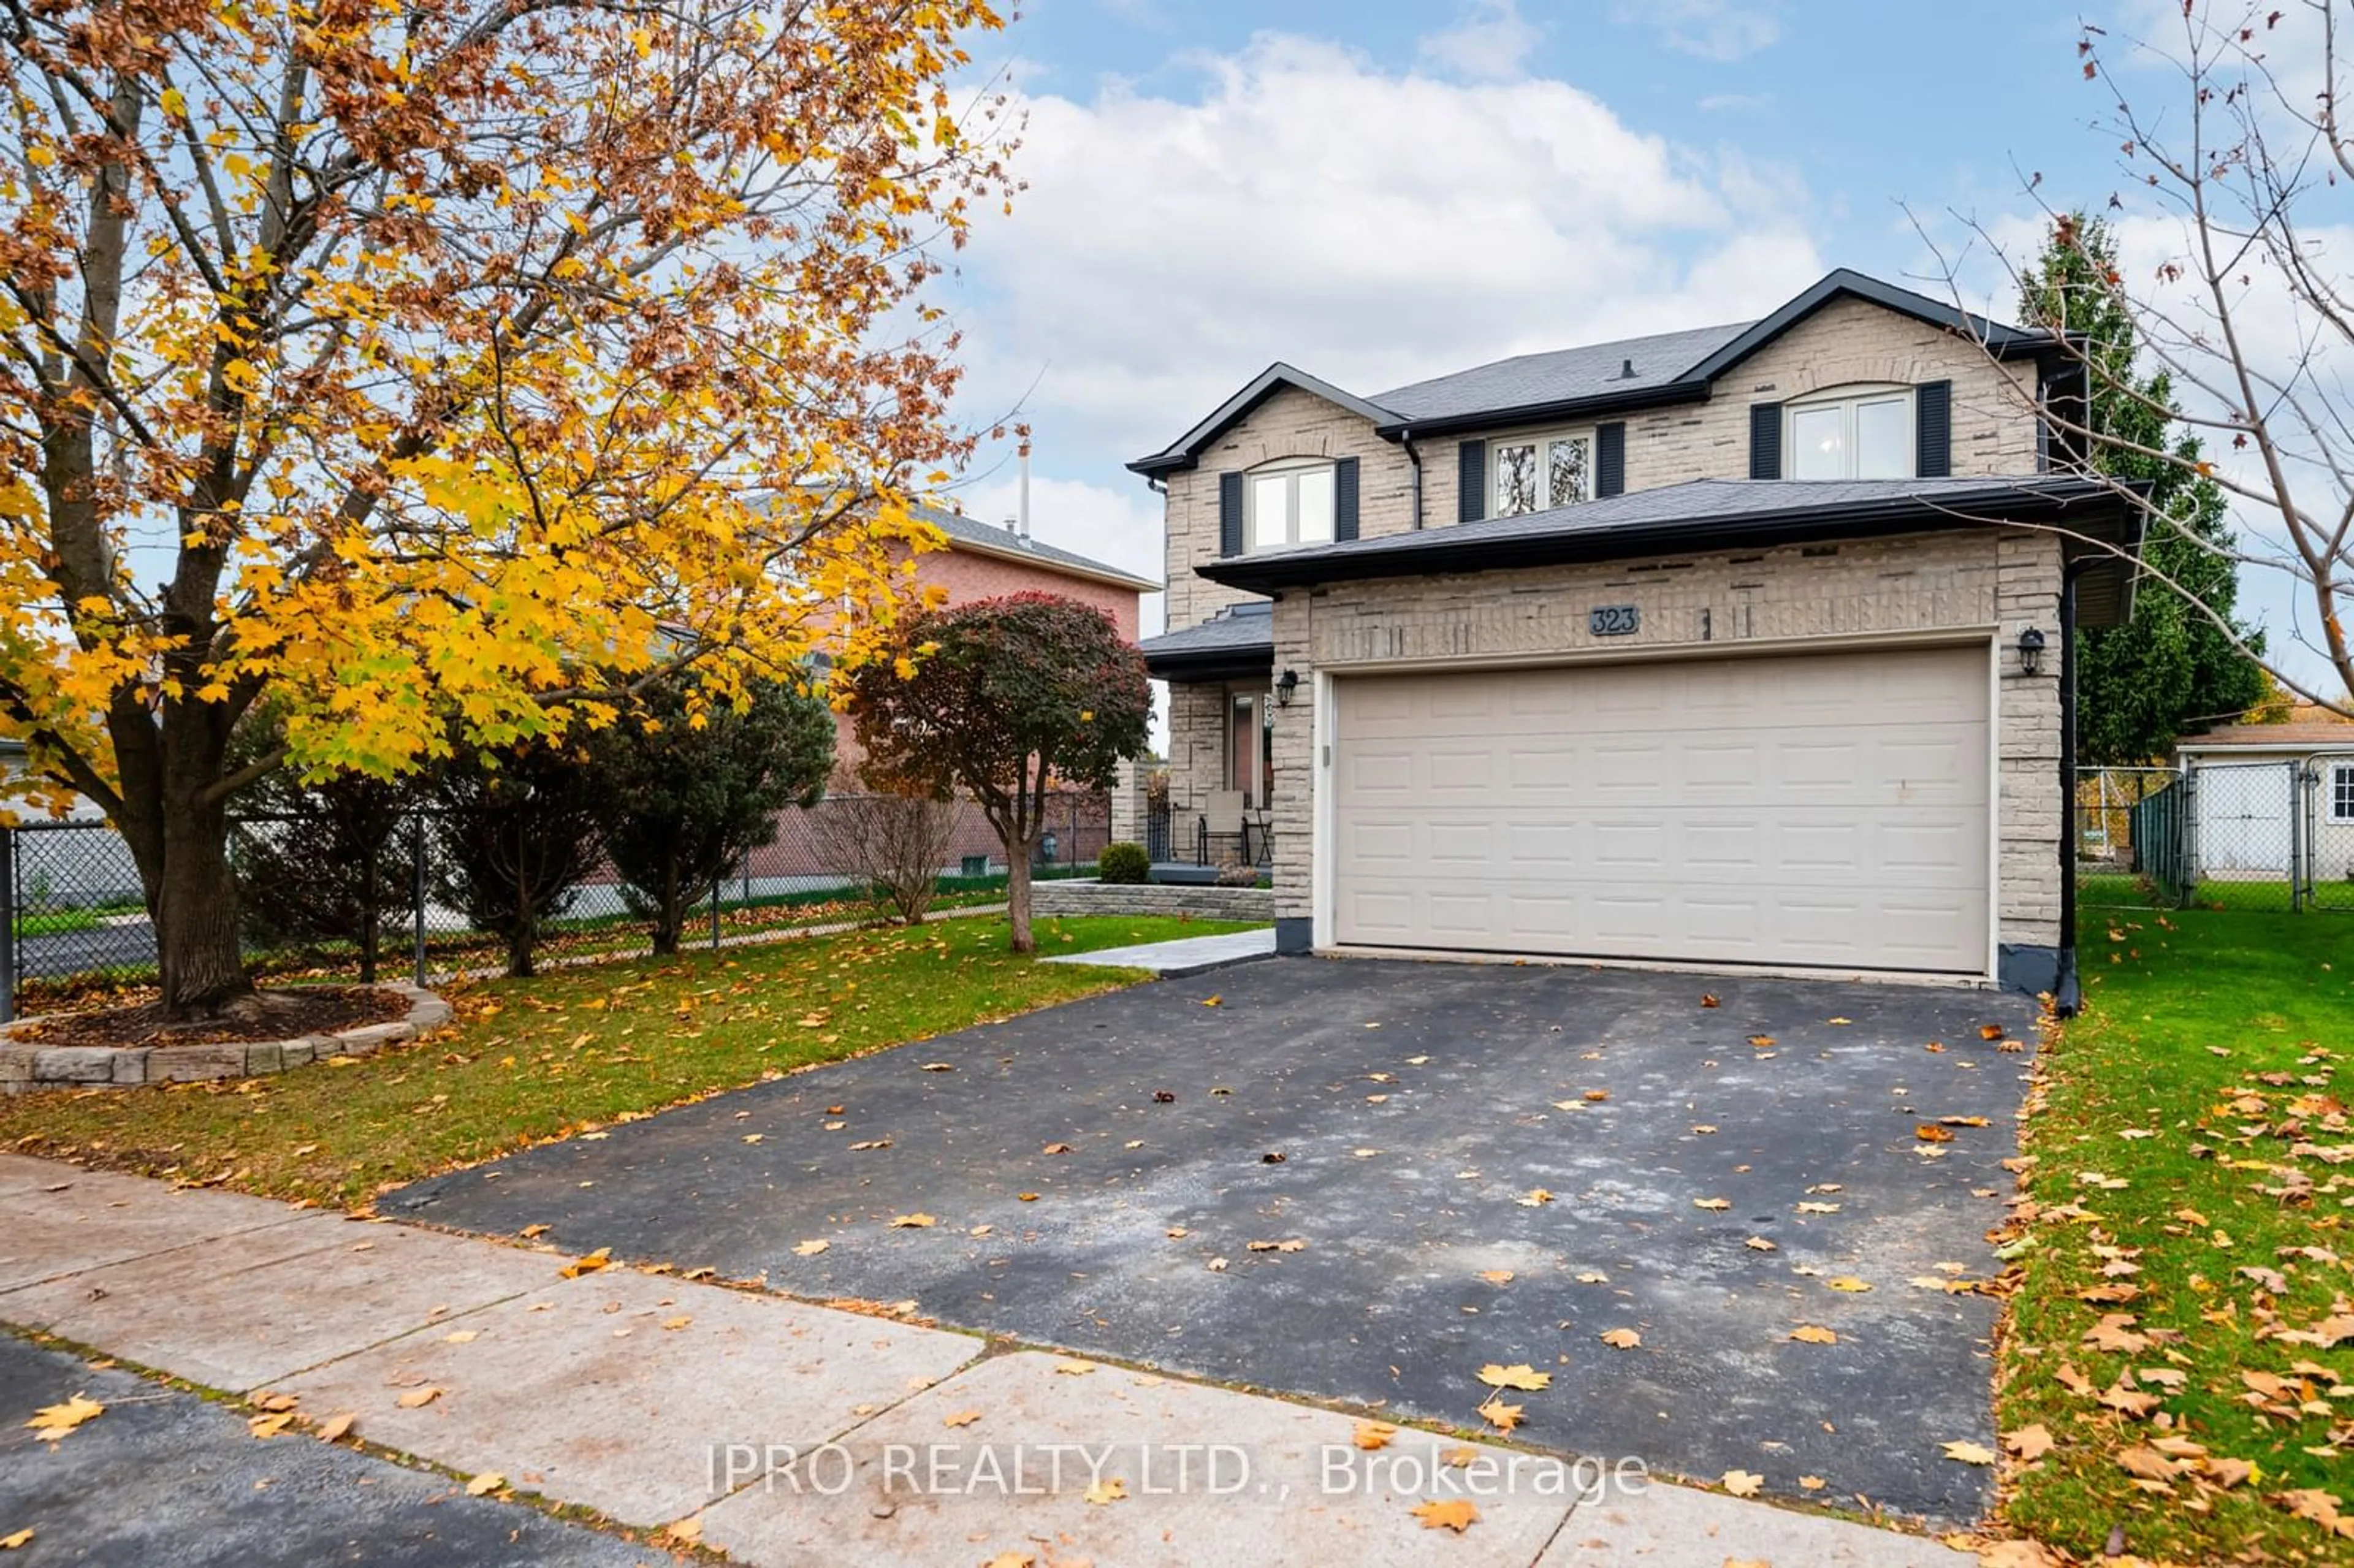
[1275,668,1300,707]
[2017,626,2047,677]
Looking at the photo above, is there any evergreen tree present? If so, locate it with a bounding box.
[2017,215,2268,762]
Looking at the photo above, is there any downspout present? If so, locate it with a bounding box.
[2055,555,2098,1016]
[1403,432,1424,530]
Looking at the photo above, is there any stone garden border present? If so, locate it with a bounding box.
[0,982,451,1094]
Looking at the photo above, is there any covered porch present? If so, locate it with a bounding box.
[1137,601,1281,876]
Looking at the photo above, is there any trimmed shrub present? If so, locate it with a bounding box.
[1099,841,1150,884]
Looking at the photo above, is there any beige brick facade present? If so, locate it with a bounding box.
[1146,291,2071,976]
[1263,526,2065,962]
[1159,296,2041,613]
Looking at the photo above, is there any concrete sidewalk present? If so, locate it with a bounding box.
[0,1155,1974,1567]
[1038,926,1276,977]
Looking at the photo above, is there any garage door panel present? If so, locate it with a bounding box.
[1330,647,1989,973]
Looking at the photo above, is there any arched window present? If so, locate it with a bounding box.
[1245,459,1336,551]
[1786,384,1913,480]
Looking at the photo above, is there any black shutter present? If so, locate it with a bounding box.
[1916,379,1952,477]
[1218,471,1244,556]
[1748,403,1783,479]
[1333,456,1359,541]
[1457,440,1485,523]
[1594,422,1626,498]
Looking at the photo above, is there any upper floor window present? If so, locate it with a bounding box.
[1246,459,1335,552]
[1490,430,1591,517]
[1788,386,1913,480]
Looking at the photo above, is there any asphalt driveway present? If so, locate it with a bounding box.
[388,957,2036,1526]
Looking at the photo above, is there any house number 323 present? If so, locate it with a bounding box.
[1588,604,1640,636]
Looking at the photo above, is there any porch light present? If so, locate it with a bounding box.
[1275,668,1300,707]
[2017,626,2047,677]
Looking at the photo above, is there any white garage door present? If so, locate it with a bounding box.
[1330,645,1991,974]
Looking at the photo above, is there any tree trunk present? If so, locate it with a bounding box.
[1004,839,1034,953]
[652,849,681,956]
[154,800,251,1014]
[357,837,380,984]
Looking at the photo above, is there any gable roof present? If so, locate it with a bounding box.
[1126,363,1397,479]
[908,500,1160,593]
[1677,268,2057,386]
[1126,270,2062,468]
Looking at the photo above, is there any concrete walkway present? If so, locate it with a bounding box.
[1040,926,1276,976]
[0,1155,1975,1567]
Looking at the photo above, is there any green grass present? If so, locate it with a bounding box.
[0,913,1262,1208]
[2000,899,2354,1562]
[14,908,101,936]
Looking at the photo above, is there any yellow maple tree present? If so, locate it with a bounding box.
[0,0,1013,1012]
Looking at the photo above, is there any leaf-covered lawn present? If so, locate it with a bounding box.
[1999,899,2354,1562]
[0,914,1260,1208]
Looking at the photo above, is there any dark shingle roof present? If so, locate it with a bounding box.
[1136,602,1273,678]
[1373,321,1751,425]
[1195,476,2141,620]
[908,500,1159,592]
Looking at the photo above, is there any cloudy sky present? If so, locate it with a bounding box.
[929,0,2342,694]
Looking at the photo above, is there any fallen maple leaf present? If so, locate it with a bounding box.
[663,1515,704,1545]
[1411,1498,1479,1533]
[944,1409,982,1429]
[2006,1423,2056,1461]
[980,1555,1034,1568]
[519,1224,550,1239]
[1789,1325,1838,1344]
[1042,1142,1073,1155]
[558,1247,611,1278]
[1354,1420,1398,1451]
[1916,1124,1954,1143]
[1477,1363,1551,1390]
[314,1412,356,1443]
[888,1213,936,1229]
[1794,1201,1842,1214]
[1826,1276,1873,1293]
[1745,1236,1778,1252]
[1599,1328,1642,1350]
[1942,1440,1997,1466]
[395,1387,442,1409]
[1052,1359,1095,1376]
[1478,1269,1514,1285]
[793,1239,829,1257]
[1701,993,1720,1008]
[25,1395,104,1442]
[1476,1395,1523,1432]
[1083,1477,1127,1505]
[0,1530,29,1551]
[1518,1189,1555,1206]
[466,1472,505,1496]
[1694,1197,1731,1211]
[1721,1469,1763,1498]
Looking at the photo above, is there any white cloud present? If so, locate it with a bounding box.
[1697,91,1773,112]
[950,32,1825,472]
[1612,0,1781,63]
[1417,0,1542,83]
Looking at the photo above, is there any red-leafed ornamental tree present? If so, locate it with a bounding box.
[845,595,1151,952]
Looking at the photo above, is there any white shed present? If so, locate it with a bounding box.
[2176,720,2354,885]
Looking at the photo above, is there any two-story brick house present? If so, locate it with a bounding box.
[1129,270,2142,1000]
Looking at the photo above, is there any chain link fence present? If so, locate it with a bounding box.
[2076,758,2354,913]
[2,790,1111,1018]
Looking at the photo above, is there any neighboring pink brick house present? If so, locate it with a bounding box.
[748,498,1157,886]
[902,500,1151,642]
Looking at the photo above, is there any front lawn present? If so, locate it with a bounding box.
[0,913,1260,1208]
[1999,901,2354,1562]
